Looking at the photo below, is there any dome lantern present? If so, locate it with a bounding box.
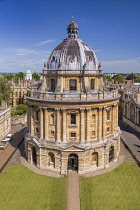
[67,17,79,38]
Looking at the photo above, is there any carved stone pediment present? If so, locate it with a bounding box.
[28,137,41,147]
[61,144,85,151]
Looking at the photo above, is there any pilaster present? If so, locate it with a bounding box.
[80,108,85,143]
[40,107,43,139]
[98,107,102,139]
[56,108,61,142]
[102,107,107,138]
[44,108,48,140]
[62,109,66,142]
[86,108,91,141]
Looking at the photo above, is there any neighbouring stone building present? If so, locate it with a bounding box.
[120,86,140,134]
[9,75,35,107]
[25,18,120,175]
[0,101,11,141]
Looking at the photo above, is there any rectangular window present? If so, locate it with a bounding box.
[69,79,77,91]
[51,131,55,137]
[36,111,39,121]
[35,127,39,134]
[90,79,94,90]
[91,131,95,136]
[107,127,110,133]
[51,79,55,92]
[70,132,76,138]
[71,114,76,125]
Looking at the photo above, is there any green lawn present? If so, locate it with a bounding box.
[0,164,67,210]
[80,163,140,210]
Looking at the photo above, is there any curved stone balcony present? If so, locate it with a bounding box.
[26,89,119,101]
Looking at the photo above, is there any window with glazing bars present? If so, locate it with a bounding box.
[90,79,94,90]
[51,79,55,91]
[71,114,76,124]
[69,79,77,91]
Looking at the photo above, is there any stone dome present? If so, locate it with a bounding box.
[47,18,98,71]
[26,69,32,74]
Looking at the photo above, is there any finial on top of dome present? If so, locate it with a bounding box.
[71,16,74,21]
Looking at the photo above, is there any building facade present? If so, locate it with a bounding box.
[120,87,140,134]
[25,18,120,175]
[0,101,11,141]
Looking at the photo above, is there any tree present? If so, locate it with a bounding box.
[0,77,12,104]
[114,75,124,84]
[11,104,27,116]
[16,72,25,80]
[32,72,40,81]
[4,73,14,81]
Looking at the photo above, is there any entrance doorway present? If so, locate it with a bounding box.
[32,147,37,166]
[68,154,78,171]
[109,146,114,162]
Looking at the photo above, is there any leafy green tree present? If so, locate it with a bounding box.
[32,72,40,81]
[11,104,27,116]
[0,77,12,104]
[114,75,124,84]
[17,72,25,80]
[4,73,14,81]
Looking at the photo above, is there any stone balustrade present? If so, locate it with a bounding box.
[26,89,119,101]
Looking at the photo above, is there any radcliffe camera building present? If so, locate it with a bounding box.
[25,18,120,175]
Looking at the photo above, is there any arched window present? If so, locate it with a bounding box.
[35,111,39,121]
[130,103,135,121]
[107,110,110,120]
[48,152,55,168]
[90,79,94,90]
[32,147,37,166]
[125,105,127,117]
[92,152,98,167]
[69,79,77,91]
[109,146,114,162]
[91,114,96,123]
[51,114,55,124]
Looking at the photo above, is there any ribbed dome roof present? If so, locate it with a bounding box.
[26,69,32,74]
[47,18,98,71]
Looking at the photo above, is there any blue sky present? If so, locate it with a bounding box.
[0,0,140,73]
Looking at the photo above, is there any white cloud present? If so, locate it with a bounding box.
[102,57,140,73]
[33,40,55,46]
[94,49,102,52]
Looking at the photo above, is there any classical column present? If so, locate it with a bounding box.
[102,107,106,138]
[98,107,102,140]
[80,108,85,143]
[27,105,30,132]
[30,106,34,135]
[114,104,117,131]
[116,105,118,128]
[40,107,43,139]
[86,108,91,142]
[56,108,61,142]
[62,109,66,142]
[112,105,115,133]
[44,108,48,140]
